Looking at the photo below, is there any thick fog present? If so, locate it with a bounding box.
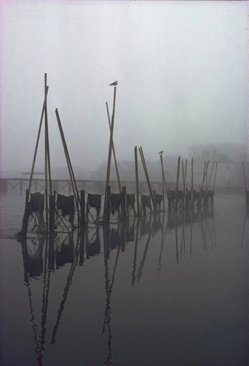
[1,0,248,176]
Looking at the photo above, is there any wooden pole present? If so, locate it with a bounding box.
[242,162,247,192]
[28,86,49,192]
[19,189,31,239]
[44,74,52,196]
[134,146,140,217]
[205,161,209,191]
[213,162,218,192]
[106,102,121,193]
[49,193,55,233]
[105,87,117,191]
[121,186,127,220]
[182,161,185,194]
[191,157,194,207]
[80,190,85,227]
[207,161,215,191]
[201,161,207,190]
[104,87,117,218]
[44,75,48,232]
[160,154,166,212]
[184,159,187,188]
[139,147,155,210]
[55,109,80,223]
[175,156,181,210]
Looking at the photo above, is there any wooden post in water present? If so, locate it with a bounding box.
[44,74,52,196]
[175,156,181,210]
[55,108,80,224]
[20,189,31,239]
[139,147,156,212]
[181,159,187,209]
[28,85,48,192]
[104,87,117,220]
[201,161,207,191]
[159,153,166,212]
[213,162,218,192]
[205,161,209,191]
[44,75,48,232]
[134,146,140,217]
[106,102,121,193]
[49,193,55,233]
[191,157,194,207]
[121,186,127,220]
[207,161,215,191]
[105,185,111,223]
[80,190,85,227]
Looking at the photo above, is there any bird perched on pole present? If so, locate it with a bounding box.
[109,81,118,86]
[158,150,163,155]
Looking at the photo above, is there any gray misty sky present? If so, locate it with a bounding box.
[1,0,249,174]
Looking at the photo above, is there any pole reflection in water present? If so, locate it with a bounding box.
[240,210,249,248]
[157,213,167,272]
[137,219,154,282]
[132,220,139,285]
[21,238,45,360]
[102,223,123,365]
[18,205,241,366]
[51,233,80,344]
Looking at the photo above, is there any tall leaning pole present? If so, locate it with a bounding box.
[104,81,118,222]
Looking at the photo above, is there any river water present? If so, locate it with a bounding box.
[0,192,249,366]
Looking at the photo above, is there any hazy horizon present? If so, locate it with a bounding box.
[1,0,249,176]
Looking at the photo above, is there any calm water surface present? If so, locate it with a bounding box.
[0,193,249,366]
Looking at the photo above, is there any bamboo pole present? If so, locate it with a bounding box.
[55,109,80,223]
[134,146,140,217]
[184,159,187,188]
[139,147,155,210]
[44,75,48,231]
[104,87,117,218]
[105,87,117,191]
[44,74,52,196]
[106,102,121,193]
[175,156,181,210]
[242,162,247,192]
[191,157,194,207]
[205,161,209,191]
[213,162,218,192]
[182,161,185,194]
[207,160,215,191]
[201,161,207,190]
[28,86,49,192]
[160,154,167,210]
[160,154,165,212]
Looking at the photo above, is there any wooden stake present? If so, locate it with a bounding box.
[105,87,117,191]
[213,162,218,192]
[121,186,127,220]
[201,161,207,190]
[134,146,140,217]
[44,74,48,231]
[205,161,209,190]
[28,86,49,192]
[175,156,181,210]
[104,87,117,218]
[139,147,155,210]
[191,157,194,207]
[80,190,85,227]
[55,109,80,223]
[106,102,121,193]
[44,74,52,196]
[207,161,215,191]
[242,162,247,192]
[160,154,165,212]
